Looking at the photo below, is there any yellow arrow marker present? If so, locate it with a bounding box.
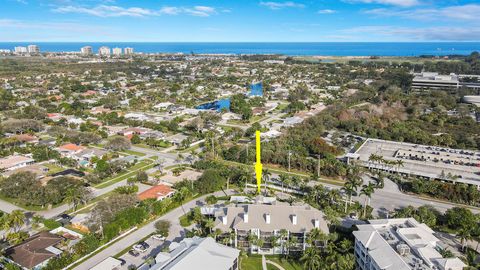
[255,130,262,194]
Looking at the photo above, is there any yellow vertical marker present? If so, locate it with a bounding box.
[255,130,262,194]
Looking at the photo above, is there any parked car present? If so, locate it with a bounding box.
[133,244,147,252]
[139,241,150,249]
[151,234,165,241]
[128,249,140,257]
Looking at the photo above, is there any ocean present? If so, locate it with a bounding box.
[0,42,479,56]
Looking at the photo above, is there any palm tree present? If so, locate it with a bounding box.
[300,247,321,270]
[6,210,25,233]
[174,187,191,215]
[458,227,472,252]
[262,168,271,195]
[341,181,358,213]
[278,174,288,192]
[465,249,480,269]
[278,229,288,254]
[396,159,404,174]
[239,168,254,190]
[360,183,375,218]
[285,236,298,259]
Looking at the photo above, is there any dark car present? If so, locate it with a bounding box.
[139,241,150,249]
[128,249,140,257]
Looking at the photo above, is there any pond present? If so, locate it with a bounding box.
[196,98,230,112]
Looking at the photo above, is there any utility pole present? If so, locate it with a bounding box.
[288,150,292,172]
[317,154,321,178]
[211,137,215,159]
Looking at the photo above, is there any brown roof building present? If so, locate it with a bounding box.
[5,232,64,269]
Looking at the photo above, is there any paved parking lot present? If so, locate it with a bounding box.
[119,235,166,269]
[355,138,480,185]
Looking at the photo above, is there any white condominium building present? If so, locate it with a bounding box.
[208,197,329,255]
[14,46,27,54]
[98,46,111,56]
[112,47,122,56]
[145,237,239,270]
[353,218,466,270]
[124,47,134,55]
[81,46,92,55]
[27,44,40,53]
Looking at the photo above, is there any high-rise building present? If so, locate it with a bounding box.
[14,46,27,54]
[124,47,134,55]
[81,46,92,55]
[112,47,122,56]
[27,45,40,54]
[98,46,111,56]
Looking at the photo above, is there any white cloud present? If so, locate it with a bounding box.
[345,0,419,7]
[52,4,218,17]
[318,9,336,14]
[159,6,180,15]
[53,5,155,17]
[259,1,305,10]
[184,6,217,17]
[341,25,480,41]
[365,4,480,21]
[0,18,106,32]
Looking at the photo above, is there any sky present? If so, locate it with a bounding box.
[1,0,480,42]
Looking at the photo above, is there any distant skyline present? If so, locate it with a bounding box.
[1,0,480,42]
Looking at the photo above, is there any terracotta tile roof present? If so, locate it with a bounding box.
[138,184,175,200]
[6,232,63,269]
[12,134,38,142]
[57,143,86,152]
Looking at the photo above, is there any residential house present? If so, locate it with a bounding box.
[56,143,86,159]
[4,232,64,270]
[2,164,49,179]
[0,155,35,172]
[138,184,175,201]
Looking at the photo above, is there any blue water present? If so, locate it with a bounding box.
[250,82,263,97]
[196,98,230,112]
[1,42,479,56]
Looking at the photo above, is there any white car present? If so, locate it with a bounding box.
[133,244,147,252]
[151,234,165,241]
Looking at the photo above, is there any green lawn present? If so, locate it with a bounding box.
[120,149,146,157]
[268,257,303,270]
[240,255,263,270]
[43,163,65,174]
[94,160,154,189]
[240,255,302,270]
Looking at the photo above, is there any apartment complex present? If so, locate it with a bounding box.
[14,46,27,54]
[28,44,40,54]
[98,46,111,56]
[112,47,122,56]
[81,46,93,55]
[209,198,329,255]
[145,237,239,270]
[353,218,466,270]
[124,47,134,55]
